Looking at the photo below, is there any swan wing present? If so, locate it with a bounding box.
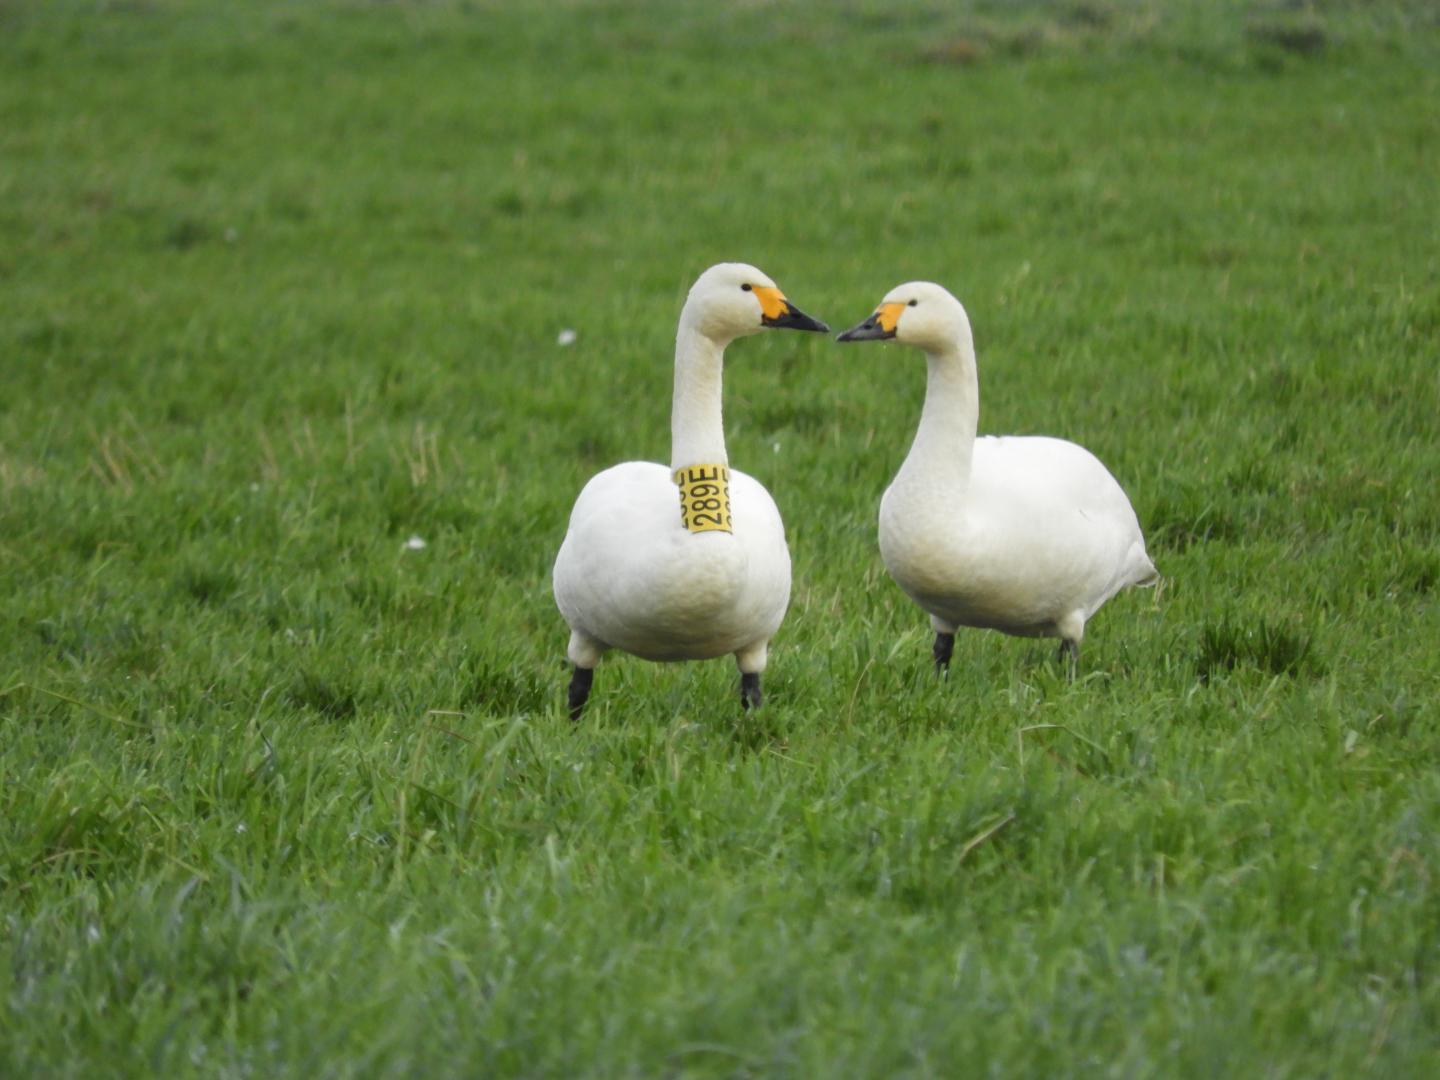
[969,436,1155,608]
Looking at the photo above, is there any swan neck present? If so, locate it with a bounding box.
[670,323,729,471]
[899,343,979,493]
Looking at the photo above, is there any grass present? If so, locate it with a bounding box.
[3,0,1439,1074]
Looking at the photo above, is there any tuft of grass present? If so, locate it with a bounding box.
[287,671,360,720]
[1246,19,1330,57]
[174,565,240,606]
[455,653,549,716]
[1196,615,1320,682]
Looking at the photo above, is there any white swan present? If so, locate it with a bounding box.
[837,281,1157,674]
[553,263,828,719]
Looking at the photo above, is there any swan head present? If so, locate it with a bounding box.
[682,263,829,342]
[835,281,970,353]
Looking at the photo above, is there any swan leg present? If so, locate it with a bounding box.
[565,629,605,721]
[1055,612,1084,681]
[929,614,957,675]
[567,665,594,721]
[1057,639,1080,680]
[735,641,768,711]
[932,632,955,675]
[566,628,605,668]
[740,672,763,711]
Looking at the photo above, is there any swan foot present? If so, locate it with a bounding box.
[932,632,955,675]
[567,666,594,721]
[740,672,763,711]
[1057,639,1079,681]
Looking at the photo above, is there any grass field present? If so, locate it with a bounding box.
[3,0,1439,1074]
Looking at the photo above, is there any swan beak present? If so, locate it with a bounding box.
[755,286,830,333]
[836,303,901,342]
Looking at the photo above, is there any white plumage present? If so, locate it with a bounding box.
[553,263,828,717]
[555,462,789,664]
[837,281,1157,671]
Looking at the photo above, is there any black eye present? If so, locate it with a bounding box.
[741,283,752,292]
[908,299,918,307]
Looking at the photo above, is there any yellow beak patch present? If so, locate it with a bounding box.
[751,285,790,322]
[875,302,906,333]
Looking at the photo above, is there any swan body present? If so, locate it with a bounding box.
[555,462,788,664]
[838,281,1156,670]
[553,263,828,717]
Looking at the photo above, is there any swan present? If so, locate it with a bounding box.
[836,281,1157,674]
[552,263,828,719]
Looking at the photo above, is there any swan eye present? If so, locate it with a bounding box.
[908,299,918,307]
[741,283,753,292]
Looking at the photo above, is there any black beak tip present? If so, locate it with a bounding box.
[764,306,829,333]
[837,319,887,343]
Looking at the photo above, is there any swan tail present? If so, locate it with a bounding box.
[1127,544,1160,588]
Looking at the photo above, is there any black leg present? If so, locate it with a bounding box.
[567,666,594,721]
[932,632,955,675]
[1058,639,1079,681]
[740,672,763,711]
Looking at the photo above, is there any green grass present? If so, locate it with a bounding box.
[3,0,1439,1074]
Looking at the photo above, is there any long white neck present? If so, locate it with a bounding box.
[892,333,979,502]
[669,321,730,471]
